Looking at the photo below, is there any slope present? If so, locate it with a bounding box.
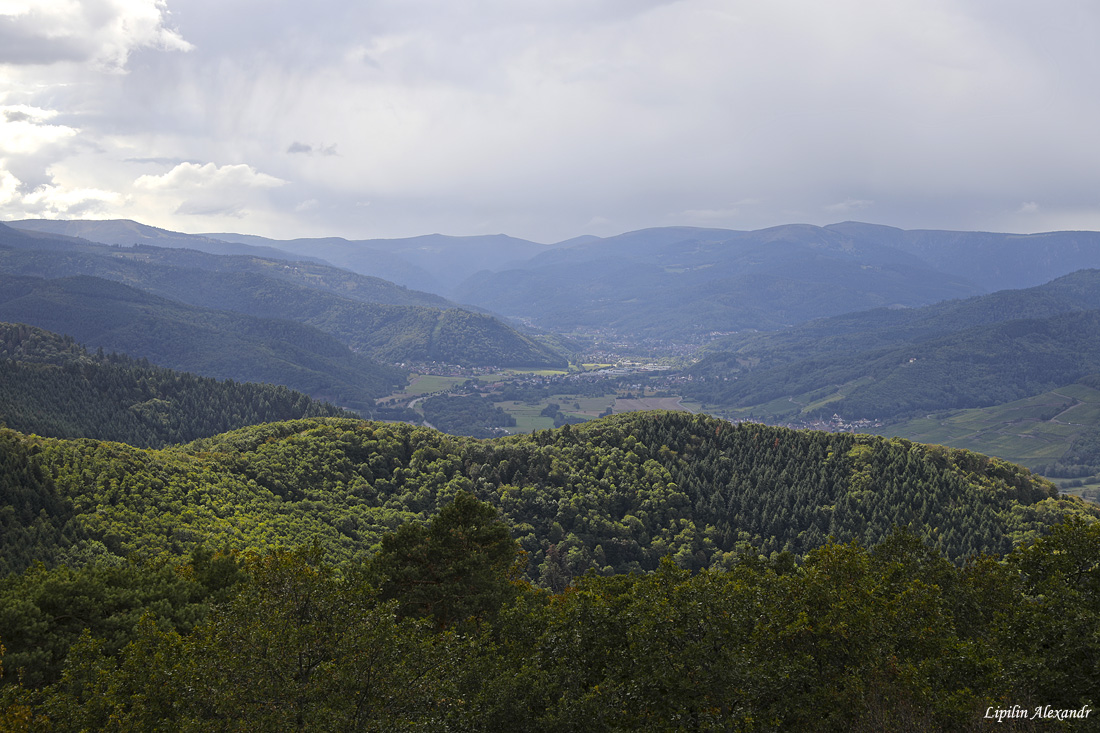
[829,221,1100,292]
[703,268,1100,365]
[0,321,357,447]
[9,218,326,261]
[0,411,1091,582]
[686,309,1100,423]
[0,274,405,412]
[205,231,550,295]
[878,375,1100,478]
[0,224,568,367]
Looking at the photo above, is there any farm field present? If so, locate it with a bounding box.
[881,384,1100,472]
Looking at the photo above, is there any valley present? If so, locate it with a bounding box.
[2,217,1100,728]
[8,217,1100,486]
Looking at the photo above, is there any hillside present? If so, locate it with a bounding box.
[2,222,451,309]
[702,268,1100,364]
[879,375,1100,478]
[0,224,568,368]
[694,310,1100,421]
[8,218,328,262]
[11,220,551,296]
[0,274,405,412]
[204,231,550,296]
[829,221,1100,292]
[685,275,1100,423]
[0,322,356,447]
[1,413,1097,729]
[0,411,1090,581]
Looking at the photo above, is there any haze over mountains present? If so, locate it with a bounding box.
[7,216,1100,478]
[18,218,1100,342]
[0,222,567,372]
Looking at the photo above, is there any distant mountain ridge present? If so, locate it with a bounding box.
[11,218,1100,343]
[452,224,985,338]
[203,231,550,296]
[9,218,327,262]
[826,221,1100,292]
[0,222,567,368]
[685,270,1100,423]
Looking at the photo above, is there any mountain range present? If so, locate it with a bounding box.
[0,223,567,373]
[685,269,1100,424]
[18,218,1100,342]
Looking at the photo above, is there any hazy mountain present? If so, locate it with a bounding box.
[3,222,450,308]
[827,221,1100,292]
[0,273,405,412]
[14,218,1100,346]
[204,231,550,296]
[452,224,983,339]
[0,224,567,368]
[10,218,327,262]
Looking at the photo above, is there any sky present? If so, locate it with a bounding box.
[1,0,1098,243]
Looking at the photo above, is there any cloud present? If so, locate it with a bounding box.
[0,166,19,206]
[128,161,288,224]
[287,142,338,156]
[0,157,126,219]
[1017,201,1040,215]
[22,184,122,216]
[0,105,77,155]
[134,162,286,190]
[0,0,192,71]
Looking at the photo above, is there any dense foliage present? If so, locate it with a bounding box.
[0,322,355,447]
[421,394,517,437]
[0,412,1090,584]
[1,511,1097,731]
[688,309,1100,422]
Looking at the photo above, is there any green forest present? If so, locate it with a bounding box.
[1,406,1097,730]
[687,309,1100,422]
[1,411,1090,580]
[0,322,355,447]
[0,275,407,412]
[1,493,1097,731]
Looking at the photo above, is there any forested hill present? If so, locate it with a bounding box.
[0,274,405,412]
[702,268,1100,365]
[0,221,449,308]
[687,304,1100,423]
[0,322,355,447]
[2,411,1093,580]
[0,226,568,368]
